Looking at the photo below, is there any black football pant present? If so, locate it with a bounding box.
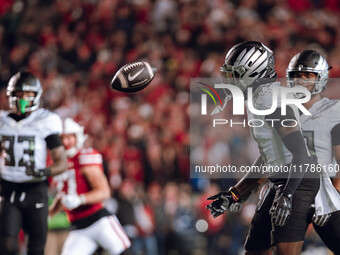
[0,180,48,255]
[312,210,340,255]
[245,178,319,250]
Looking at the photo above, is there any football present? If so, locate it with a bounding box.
[111,61,157,92]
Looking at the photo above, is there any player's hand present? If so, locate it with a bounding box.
[61,194,86,210]
[312,213,331,227]
[270,190,292,226]
[229,202,243,213]
[206,187,240,218]
[26,167,51,177]
[24,158,51,177]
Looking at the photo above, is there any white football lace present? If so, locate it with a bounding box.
[123,62,143,72]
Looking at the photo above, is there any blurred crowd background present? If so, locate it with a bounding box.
[1,0,340,254]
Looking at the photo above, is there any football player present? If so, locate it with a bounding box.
[0,72,68,255]
[215,50,340,254]
[206,41,319,255]
[49,118,131,255]
[286,50,340,253]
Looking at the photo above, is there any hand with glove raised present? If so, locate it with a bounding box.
[206,187,241,218]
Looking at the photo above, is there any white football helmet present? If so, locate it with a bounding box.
[62,118,88,149]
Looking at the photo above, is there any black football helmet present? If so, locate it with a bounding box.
[220,41,277,91]
[7,72,42,113]
[286,50,329,95]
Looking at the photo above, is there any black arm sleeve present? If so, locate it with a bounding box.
[45,134,63,150]
[265,106,297,129]
[331,123,340,146]
[281,131,311,196]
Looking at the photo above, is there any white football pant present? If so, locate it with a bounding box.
[61,215,131,255]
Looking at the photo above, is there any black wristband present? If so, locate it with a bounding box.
[228,187,241,202]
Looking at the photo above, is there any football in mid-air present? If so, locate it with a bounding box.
[111,61,157,92]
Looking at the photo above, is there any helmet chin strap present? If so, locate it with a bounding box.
[65,147,78,158]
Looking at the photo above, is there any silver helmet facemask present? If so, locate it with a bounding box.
[7,72,42,114]
[286,50,329,95]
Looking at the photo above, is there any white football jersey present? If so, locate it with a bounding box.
[301,98,340,215]
[300,98,340,177]
[246,82,300,177]
[0,108,62,183]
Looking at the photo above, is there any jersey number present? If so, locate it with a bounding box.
[1,135,35,167]
[54,169,77,196]
[303,131,316,156]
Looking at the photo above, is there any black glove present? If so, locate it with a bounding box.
[26,167,51,177]
[270,189,292,227]
[312,213,332,227]
[229,202,243,213]
[206,187,240,218]
[25,160,51,177]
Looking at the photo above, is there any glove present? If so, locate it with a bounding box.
[229,202,243,213]
[62,194,86,210]
[25,160,52,177]
[26,167,52,177]
[312,213,331,227]
[270,190,292,227]
[206,187,240,218]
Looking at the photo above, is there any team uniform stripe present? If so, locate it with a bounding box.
[79,155,103,165]
[79,158,103,165]
[108,216,130,249]
[113,216,131,247]
[114,216,131,248]
[108,217,127,249]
